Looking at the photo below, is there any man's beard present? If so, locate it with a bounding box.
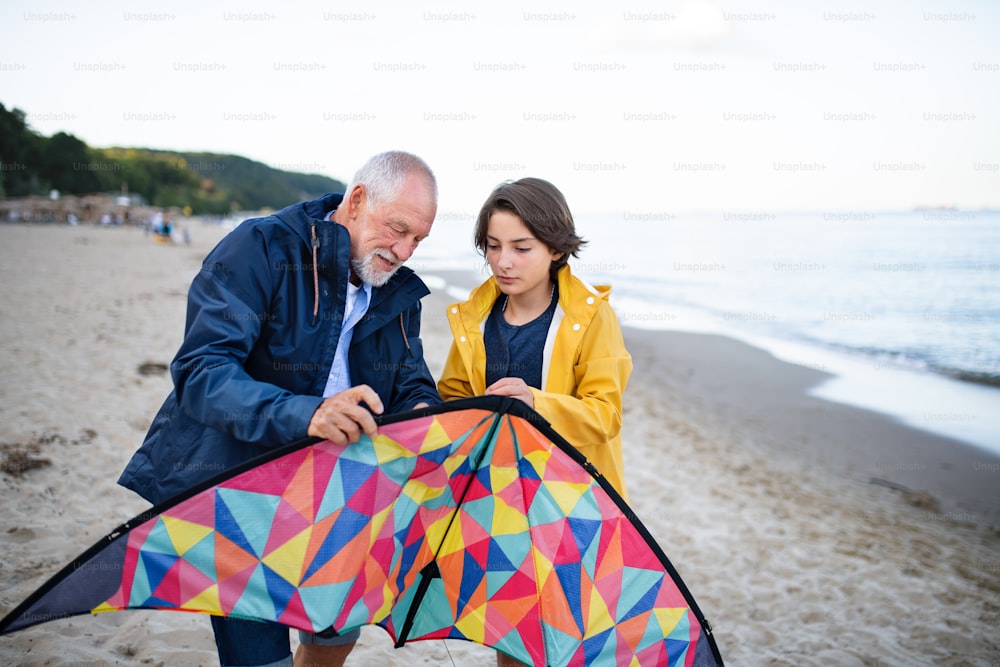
[352,248,402,287]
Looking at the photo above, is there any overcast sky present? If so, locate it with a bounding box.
[2,0,998,216]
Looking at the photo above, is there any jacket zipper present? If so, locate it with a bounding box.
[311,224,320,324]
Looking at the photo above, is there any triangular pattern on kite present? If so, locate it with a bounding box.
[0,397,723,666]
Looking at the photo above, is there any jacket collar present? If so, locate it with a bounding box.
[461,264,610,322]
[275,193,345,246]
[354,265,429,340]
[301,193,345,226]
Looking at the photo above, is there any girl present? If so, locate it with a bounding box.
[439,177,633,500]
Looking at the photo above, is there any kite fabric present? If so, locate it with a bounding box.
[0,396,723,666]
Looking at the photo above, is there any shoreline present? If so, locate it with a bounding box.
[1,225,998,665]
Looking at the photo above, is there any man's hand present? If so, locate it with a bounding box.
[307,385,384,445]
[484,377,534,408]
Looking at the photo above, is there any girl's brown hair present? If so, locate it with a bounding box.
[474,177,586,279]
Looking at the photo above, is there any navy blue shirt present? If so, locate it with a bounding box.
[484,285,559,389]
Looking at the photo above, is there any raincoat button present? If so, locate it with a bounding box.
[460,336,467,342]
[451,307,458,314]
[586,296,595,305]
[572,323,581,331]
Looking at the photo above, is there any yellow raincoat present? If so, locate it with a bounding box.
[438,265,633,499]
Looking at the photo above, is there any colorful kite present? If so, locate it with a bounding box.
[0,396,723,666]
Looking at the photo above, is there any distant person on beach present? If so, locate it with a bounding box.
[438,178,632,666]
[117,150,442,667]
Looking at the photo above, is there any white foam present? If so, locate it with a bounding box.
[612,289,1000,454]
[419,274,447,290]
[723,335,1000,455]
[446,284,471,301]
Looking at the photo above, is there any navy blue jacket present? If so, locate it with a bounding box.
[118,194,441,505]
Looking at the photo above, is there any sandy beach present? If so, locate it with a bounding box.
[1,222,998,666]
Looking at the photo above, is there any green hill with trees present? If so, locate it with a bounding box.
[0,102,345,214]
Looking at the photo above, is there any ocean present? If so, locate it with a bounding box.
[417,208,1000,456]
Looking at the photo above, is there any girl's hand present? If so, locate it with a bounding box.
[484,377,534,408]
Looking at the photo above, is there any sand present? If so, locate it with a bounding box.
[0,223,998,666]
